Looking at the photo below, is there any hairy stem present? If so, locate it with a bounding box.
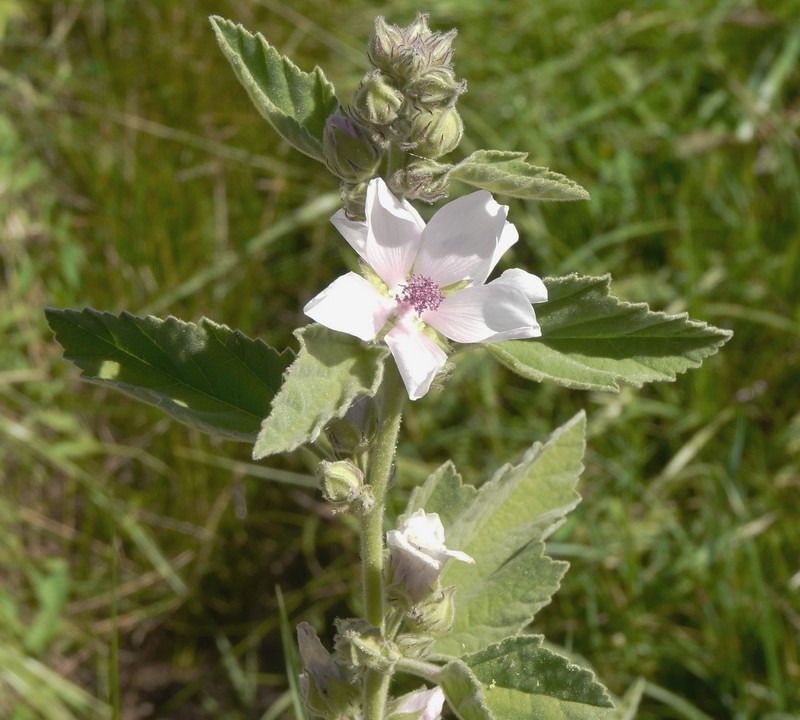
[361,360,405,720]
[361,360,405,631]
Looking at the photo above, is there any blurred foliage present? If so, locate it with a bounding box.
[1,0,798,719]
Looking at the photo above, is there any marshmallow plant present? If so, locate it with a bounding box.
[46,14,732,720]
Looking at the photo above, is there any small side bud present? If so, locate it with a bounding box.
[323,113,382,182]
[335,618,400,676]
[406,68,466,109]
[327,396,377,454]
[395,632,435,659]
[389,159,452,204]
[368,16,406,75]
[352,71,405,129]
[406,586,457,635]
[318,460,363,507]
[408,107,463,158]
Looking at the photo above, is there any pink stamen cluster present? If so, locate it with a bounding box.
[398,274,445,313]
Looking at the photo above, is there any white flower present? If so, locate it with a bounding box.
[304,178,547,400]
[392,686,446,720]
[387,509,474,599]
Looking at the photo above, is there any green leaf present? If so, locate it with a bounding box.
[253,325,388,459]
[465,636,613,720]
[45,308,292,442]
[210,15,339,162]
[449,150,590,201]
[488,274,733,391]
[405,461,477,529]
[434,413,585,657]
[439,659,495,720]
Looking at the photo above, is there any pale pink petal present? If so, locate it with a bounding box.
[387,511,473,600]
[413,190,508,288]
[395,687,446,720]
[365,178,425,290]
[489,268,548,303]
[331,209,369,262]
[384,319,447,400]
[486,221,520,277]
[303,272,393,341]
[424,283,540,343]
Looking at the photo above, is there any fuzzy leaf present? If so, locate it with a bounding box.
[488,274,733,391]
[439,659,495,720]
[45,308,292,442]
[210,15,338,162]
[449,150,590,201]
[253,325,388,459]
[405,462,477,529]
[433,413,585,657]
[466,637,613,720]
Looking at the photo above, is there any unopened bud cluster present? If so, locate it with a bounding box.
[323,14,467,216]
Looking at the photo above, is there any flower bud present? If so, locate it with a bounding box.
[389,159,452,204]
[386,510,474,602]
[336,396,377,452]
[395,632,435,659]
[407,586,456,635]
[406,68,466,109]
[408,107,463,158]
[334,618,400,676]
[297,622,359,719]
[352,71,405,130]
[317,460,363,511]
[368,14,458,84]
[368,16,407,76]
[323,113,382,182]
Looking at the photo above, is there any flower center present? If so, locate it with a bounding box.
[397,274,444,314]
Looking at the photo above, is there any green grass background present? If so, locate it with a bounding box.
[2,0,798,718]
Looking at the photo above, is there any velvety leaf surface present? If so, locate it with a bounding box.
[45,308,292,442]
[449,150,590,201]
[466,636,613,720]
[432,413,585,657]
[406,462,477,529]
[439,659,495,720]
[210,16,338,161]
[253,325,388,459]
[488,274,733,391]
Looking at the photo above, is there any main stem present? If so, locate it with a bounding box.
[361,360,405,720]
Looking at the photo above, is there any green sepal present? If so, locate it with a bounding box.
[45,308,292,442]
[210,16,339,162]
[488,274,733,391]
[253,325,388,459]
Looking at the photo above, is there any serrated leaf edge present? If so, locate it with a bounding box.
[209,15,337,162]
[45,308,291,424]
